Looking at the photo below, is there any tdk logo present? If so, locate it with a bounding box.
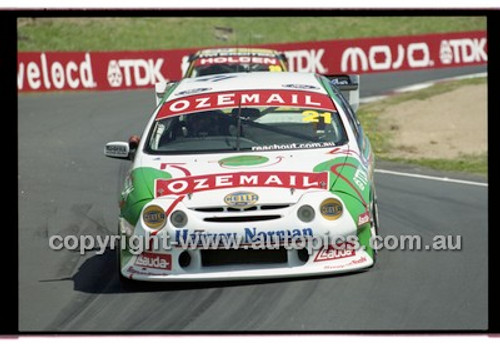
[107,58,166,87]
[439,38,487,65]
[284,49,328,74]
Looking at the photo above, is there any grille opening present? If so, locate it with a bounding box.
[297,248,310,263]
[179,251,192,268]
[194,207,224,213]
[260,204,290,210]
[193,204,291,213]
[204,215,281,223]
[226,206,258,212]
[201,248,288,267]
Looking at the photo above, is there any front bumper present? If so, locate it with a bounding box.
[119,190,373,281]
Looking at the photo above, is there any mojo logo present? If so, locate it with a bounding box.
[284,49,328,73]
[439,38,487,65]
[340,43,432,73]
[106,58,166,88]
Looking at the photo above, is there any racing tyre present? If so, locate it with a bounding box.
[369,190,380,265]
[116,233,140,290]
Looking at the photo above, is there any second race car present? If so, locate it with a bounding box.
[183,47,288,78]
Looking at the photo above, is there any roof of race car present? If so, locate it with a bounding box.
[167,72,327,101]
[193,47,282,58]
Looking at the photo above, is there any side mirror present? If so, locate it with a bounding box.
[104,141,130,159]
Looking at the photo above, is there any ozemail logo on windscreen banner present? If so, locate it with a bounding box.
[155,171,330,197]
[156,89,336,120]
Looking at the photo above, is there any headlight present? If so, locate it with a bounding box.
[297,205,315,223]
[320,198,343,220]
[170,210,188,228]
[142,205,166,230]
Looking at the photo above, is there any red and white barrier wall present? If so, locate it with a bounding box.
[17,31,487,93]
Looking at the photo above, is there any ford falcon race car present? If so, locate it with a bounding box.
[183,47,288,78]
[105,71,378,282]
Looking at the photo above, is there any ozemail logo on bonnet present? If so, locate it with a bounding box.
[155,171,329,197]
[156,89,336,120]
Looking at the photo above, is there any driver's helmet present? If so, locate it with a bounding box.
[186,111,228,137]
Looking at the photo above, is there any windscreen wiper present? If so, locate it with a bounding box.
[236,99,242,151]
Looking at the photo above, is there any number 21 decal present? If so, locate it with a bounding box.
[302,110,332,123]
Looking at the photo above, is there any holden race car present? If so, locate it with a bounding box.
[157,47,359,113]
[105,71,378,282]
[183,47,288,78]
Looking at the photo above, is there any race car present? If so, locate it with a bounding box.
[183,47,288,78]
[157,47,359,112]
[105,71,378,282]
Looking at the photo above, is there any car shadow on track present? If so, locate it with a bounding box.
[69,248,369,294]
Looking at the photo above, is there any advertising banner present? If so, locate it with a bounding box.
[17,31,487,93]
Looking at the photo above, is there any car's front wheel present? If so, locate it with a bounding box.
[369,190,380,264]
[116,230,140,290]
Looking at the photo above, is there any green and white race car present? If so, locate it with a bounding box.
[105,71,378,282]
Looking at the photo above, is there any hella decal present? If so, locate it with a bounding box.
[142,205,166,229]
[320,198,343,220]
[224,191,259,209]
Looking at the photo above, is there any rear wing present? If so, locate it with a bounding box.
[155,80,177,106]
[325,74,360,112]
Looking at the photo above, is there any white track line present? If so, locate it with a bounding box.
[393,72,487,94]
[394,82,434,93]
[359,72,487,104]
[375,169,488,187]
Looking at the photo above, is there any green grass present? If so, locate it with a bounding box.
[384,154,488,176]
[17,16,486,51]
[358,78,488,176]
[363,77,487,114]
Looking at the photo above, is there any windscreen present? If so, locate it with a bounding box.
[146,89,347,154]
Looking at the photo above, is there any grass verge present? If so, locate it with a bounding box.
[17,16,486,52]
[383,154,488,175]
[358,78,488,176]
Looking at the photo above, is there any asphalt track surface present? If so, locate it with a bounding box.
[18,66,488,331]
